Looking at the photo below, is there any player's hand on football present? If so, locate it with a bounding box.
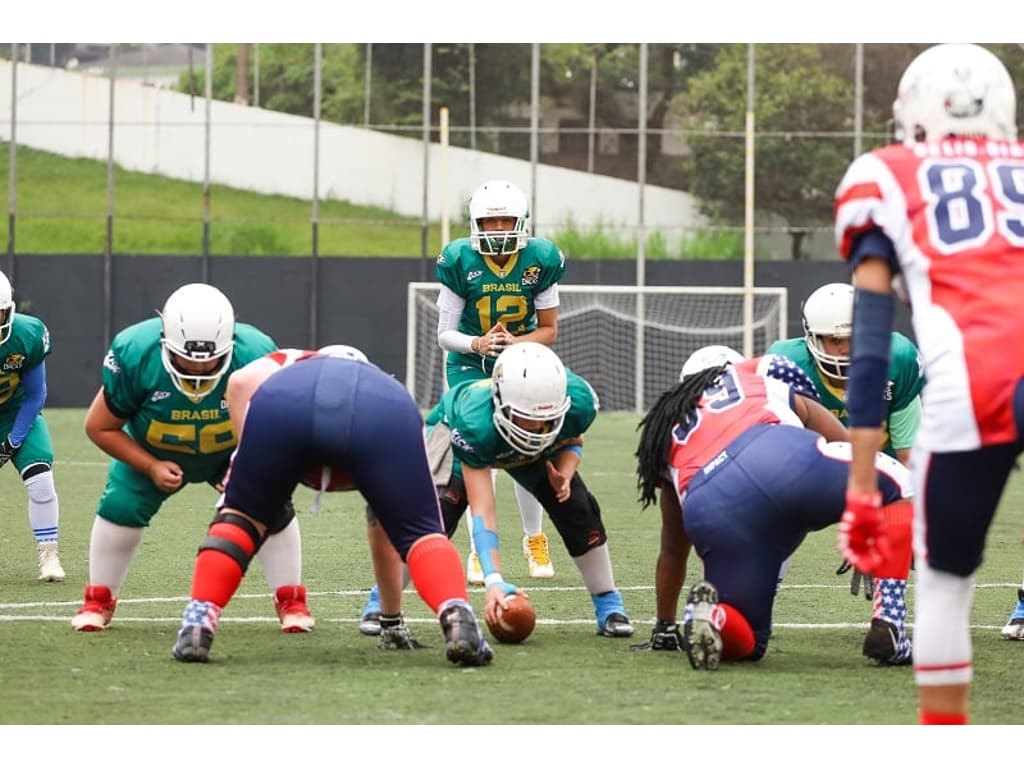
[149,460,184,493]
[837,489,890,575]
[484,581,523,624]
[630,619,686,652]
[545,460,571,502]
[0,436,19,469]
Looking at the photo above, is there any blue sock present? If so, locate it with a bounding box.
[362,584,381,616]
[1010,589,1024,621]
[592,590,627,627]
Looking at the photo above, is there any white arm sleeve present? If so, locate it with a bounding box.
[534,284,559,310]
[436,285,477,354]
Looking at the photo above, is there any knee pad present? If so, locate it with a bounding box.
[198,513,264,574]
[23,466,56,503]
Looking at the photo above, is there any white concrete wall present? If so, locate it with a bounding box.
[0,61,705,236]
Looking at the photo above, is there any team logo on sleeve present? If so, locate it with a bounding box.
[522,266,541,286]
[436,252,447,265]
[449,429,475,453]
[42,329,51,353]
[2,353,25,370]
[103,350,121,373]
[466,270,483,281]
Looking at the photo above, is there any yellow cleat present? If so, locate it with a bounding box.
[523,533,555,579]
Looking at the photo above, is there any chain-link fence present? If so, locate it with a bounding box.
[3,42,1024,264]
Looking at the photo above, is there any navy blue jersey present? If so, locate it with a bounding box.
[221,355,445,557]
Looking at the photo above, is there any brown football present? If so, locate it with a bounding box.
[486,593,537,644]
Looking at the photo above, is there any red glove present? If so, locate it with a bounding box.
[837,489,890,575]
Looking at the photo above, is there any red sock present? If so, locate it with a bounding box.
[406,533,468,613]
[719,602,756,661]
[190,522,257,608]
[876,500,913,579]
[919,708,968,725]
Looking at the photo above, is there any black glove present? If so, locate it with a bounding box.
[0,437,19,469]
[836,558,874,601]
[629,619,686,652]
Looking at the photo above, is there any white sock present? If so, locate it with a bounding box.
[88,516,145,596]
[24,469,59,543]
[256,516,303,589]
[913,559,974,688]
[573,543,616,595]
[514,480,545,537]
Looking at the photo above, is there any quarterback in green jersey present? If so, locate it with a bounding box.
[434,179,566,586]
[71,283,312,634]
[0,270,65,582]
[767,282,925,464]
[428,342,633,638]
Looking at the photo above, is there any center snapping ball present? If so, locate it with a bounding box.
[486,593,537,644]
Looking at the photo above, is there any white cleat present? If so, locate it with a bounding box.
[1001,618,1024,640]
[37,542,65,582]
[466,552,485,586]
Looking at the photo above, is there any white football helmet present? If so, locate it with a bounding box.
[491,342,571,456]
[158,283,236,403]
[802,283,854,380]
[468,179,530,257]
[318,344,368,363]
[679,345,743,381]
[0,270,15,346]
[893,43,1017,145]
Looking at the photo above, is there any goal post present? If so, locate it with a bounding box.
[406,282,788,413]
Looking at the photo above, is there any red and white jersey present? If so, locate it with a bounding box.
[835,139,1024,450]
[668,356,811,495]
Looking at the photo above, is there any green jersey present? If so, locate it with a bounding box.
[426,368,597,478]
[436,236,565,377]
[0,314,50,413]
[766,333,925,457]
[102,317,276,482]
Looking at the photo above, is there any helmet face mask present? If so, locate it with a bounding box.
[893,43,1017,145]
[0,271,15,346]
[491,342,571,457]
[158,283,236,403]
[802,283,854,381]
[468,180,530,257]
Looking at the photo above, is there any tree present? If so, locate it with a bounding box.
[674,44,853,259]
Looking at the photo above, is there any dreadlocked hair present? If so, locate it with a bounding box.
[635,364,728,509]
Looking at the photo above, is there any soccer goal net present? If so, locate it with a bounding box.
[406,283,788,412]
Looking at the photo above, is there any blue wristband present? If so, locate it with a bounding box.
[560,444,583,457]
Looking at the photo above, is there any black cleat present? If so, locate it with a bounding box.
[683,580,723,671]
[862,618,912,665]
[439,603,493,667]
[378,615,425,650]
[172,625,214,663]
